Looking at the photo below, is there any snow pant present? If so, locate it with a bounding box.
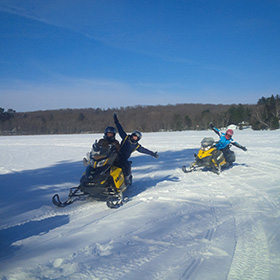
[221,146,235,164]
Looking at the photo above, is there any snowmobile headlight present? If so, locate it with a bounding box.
[96,159,108,167]
[201,145,211,151]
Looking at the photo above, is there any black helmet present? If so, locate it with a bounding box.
[131,130,142,142]
[104,126,116,142]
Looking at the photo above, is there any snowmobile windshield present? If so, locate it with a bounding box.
[200,137,215,151]
[91,146,112,160]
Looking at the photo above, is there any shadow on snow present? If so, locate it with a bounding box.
[0,161,81,261]
[0,215,69,261]
[127,148,197,198]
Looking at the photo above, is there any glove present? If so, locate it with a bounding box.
[92,140,99,151]
[153,152,159,159]
[113,112,119,123]
[241,146,247,151]
[209,122,214,129]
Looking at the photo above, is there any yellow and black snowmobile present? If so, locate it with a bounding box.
[182,137,232,175]
[52,145,127,208]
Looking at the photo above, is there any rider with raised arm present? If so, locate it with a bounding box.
[113,113,158,184]
[209,122,247,167]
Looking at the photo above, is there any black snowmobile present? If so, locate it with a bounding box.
[182,137,235,175]
[52,145,128,208]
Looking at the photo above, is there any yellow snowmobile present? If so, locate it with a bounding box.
[182,137,232,175]
[52,145,127,208]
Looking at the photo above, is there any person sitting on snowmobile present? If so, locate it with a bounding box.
[96,126,120,152]
[84,126,120,166]
[209,122,247,167]
[113,113,159,184]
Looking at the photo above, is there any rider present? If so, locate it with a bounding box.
[113,113,159,184]
[209,122,247,166]
[96,126,120,152]
[84,126,120,166]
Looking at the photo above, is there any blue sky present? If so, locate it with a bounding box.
[1,0,280,112]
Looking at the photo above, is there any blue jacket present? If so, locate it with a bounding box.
[115,121,156,162]
[212,126,244,150]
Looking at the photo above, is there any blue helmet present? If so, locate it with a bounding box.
[104,126,116,142]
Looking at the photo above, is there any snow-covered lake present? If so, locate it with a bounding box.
[0,130,280,280]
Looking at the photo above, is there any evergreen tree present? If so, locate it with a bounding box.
[254,95,280,129]
[228,104,251,125]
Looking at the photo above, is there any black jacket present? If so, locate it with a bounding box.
[115,121,156,162]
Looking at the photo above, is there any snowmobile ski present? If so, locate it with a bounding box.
[52,194,73,207]
[52,186,84,207]
[182,165,195,173]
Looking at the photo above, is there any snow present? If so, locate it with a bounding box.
[0,130,280,280]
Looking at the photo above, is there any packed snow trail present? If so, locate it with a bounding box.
[0,130,280,279]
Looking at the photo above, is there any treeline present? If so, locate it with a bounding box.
[0,95,279,135]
